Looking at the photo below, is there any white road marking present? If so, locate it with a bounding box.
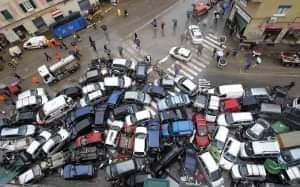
[171,64,194,80]
[158,55,170,64]
[167,68,175,76]
[174,87,181,92]
[190,58,206,69]
[167,91,176,96]
[175,61,198,76]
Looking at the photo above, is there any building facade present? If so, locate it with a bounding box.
[228,0,300,44]
[0,0,99,45]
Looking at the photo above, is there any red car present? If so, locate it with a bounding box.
[223,99,241,112]
[193,114,210,149]
[75,131,105,148]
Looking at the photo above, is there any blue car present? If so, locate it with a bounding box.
[107,90,124,108]
[147,119,160,153]
[161,123,170,138]
[65,106,94,126]
[170,120,194,136]
[63,164,94,179]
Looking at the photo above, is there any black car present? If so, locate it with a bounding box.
[79,69,102,86]
[0,118,11,129]
[13,111,37,125]
[105,159,137,181]
[94,104,109,130]
[143,84,166,98]
[282,107,300,129]
[113,104,141,120]
[56,86,82,100]
[71,118,92,139]
[71,146,99,162]
[151,145,184,176]
[159,108,192,123]
[135,62,148,82]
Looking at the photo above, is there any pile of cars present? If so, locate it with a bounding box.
[0,56,300,187]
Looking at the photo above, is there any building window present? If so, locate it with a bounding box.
[19,0,36,13]
[1,10,13,20]
[274,5,291,17]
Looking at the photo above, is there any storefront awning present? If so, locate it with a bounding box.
[289,24,300,31]
[260,23,282,31]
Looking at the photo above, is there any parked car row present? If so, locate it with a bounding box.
[0,56,300,186]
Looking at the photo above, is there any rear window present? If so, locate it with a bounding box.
[137,66,146,75]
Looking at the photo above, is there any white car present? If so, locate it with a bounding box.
[80,90,103,107]
[18,165,43,184]
[0,125,36,137]
[217,112,254,127]
[125,110,152,126]
[105,120,124,147]
[18,88,48,103]
[199,152,224,187]
[26,130,52,158]
[231,164,266,181]
[23,36,48,49]
[244,118,270,140]
[104,75,132,89]
[174,75,198,96]
[42,128,70,154]
[240,140,280,158]
[188,25,203,44]
[82,82,105,95]
[169,47,192,62]
[9,45,22,57]
[219,137,241,170]
[16,96,45,111]
[134,127,147,157]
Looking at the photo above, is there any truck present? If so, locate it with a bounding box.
[38,54,80,85]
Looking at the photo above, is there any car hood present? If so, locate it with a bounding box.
[144,93,152,105]
[134,137,146,153]
[26,140,41,155]
[105,130,118,146]
[195,135,209,147]
[80,98,87,107]
[169,47,177,55]
[26,125,36,136]
[219,156,233,170]
[123,76,132,88]
[239,143,248,158]
[231,165,242,179]
[42,139,55,153]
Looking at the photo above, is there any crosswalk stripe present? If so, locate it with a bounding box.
[167,68,175,76]
[158,55,169,64]
[171,64,194,80]
[190,58,206,68]
[175,61,198,76]
[188,59,204,71]
[202,39,222,51]
[192,55,210,65]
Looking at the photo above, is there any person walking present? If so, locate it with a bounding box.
[118,46,124,57]
[60,39,68,50]
[135,38,141,49]
[134,32,138,41]
[117,8,121,16]
[89,36,97,51]
[152,19,157,29]
[124,9,128,17]
[197,44,203,56]
[212,48,217,57]
[9,58,18,69]
[172,19,178,33]
[44,52,52,61]
[104,44,108,51]
[174,64,181,75]
[180,33,186,45]
[13,73,22,81]
[161,22,165,32]
[73,32,80,42]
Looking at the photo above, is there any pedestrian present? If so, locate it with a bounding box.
[174,64,181,75]
[9,58,18,69]
[152,19,157,29]
[44,52,52,61]
[212,48,217,57]
[89,36,93,45]
[180,33,186,45]
[161,22,165,32]
[73,32,81,42]
[60,39,68,50]
[117,8,121,16]
[186,11,191,20]
[74,45,81,59]
[244,56,252,70]
[134,32,138,41]
[224,47,231,57]
[13,73,22,81]
[197,44,203,56]
[91,40,97,51]
[118,46,124,57]
[124,9,128,17]
[104,44,108,51]
[135,38,141,49]
[172,19,177,33]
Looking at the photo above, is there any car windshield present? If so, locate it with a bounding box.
[225,113,234,124]
[238,165,248,176]
[224,152,236,162]
[198,128,208,136]
[38,111,46,121]
[215,140,224,150]
[174,48,179,54]
[111,126,121,131]
[210,169,222,181]
[136,133,146,139]
[245,143,254,155]
[137,92,145,102]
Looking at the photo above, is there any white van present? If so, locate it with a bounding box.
[219,137,241,170]
[217,112,254,127]
[240,139,280,158]
[199,152,224,187]
[218,84,244,99]
[205,95,220,122]
[23,36,48,49]
[16,96,44,111]
[36,95,76,124]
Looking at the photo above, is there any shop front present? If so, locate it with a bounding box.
[227,4,251,38]
[262,24,282,43]
[282,24,300,45]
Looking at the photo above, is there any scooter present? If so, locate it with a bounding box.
[217,57,227,69]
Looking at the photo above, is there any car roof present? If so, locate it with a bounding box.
[104,77,119,86]
[113,58,128,65]
[182,79,197,91]
[178,48,190,56]
[252,140,280,154]
[231,112,253,122]
[226,137,241,155]
[250,88,269,96]
[43,95,68,116]
[215,126,229,141]
[200,152,219,172]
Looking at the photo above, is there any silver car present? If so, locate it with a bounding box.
[0,125,36,137]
